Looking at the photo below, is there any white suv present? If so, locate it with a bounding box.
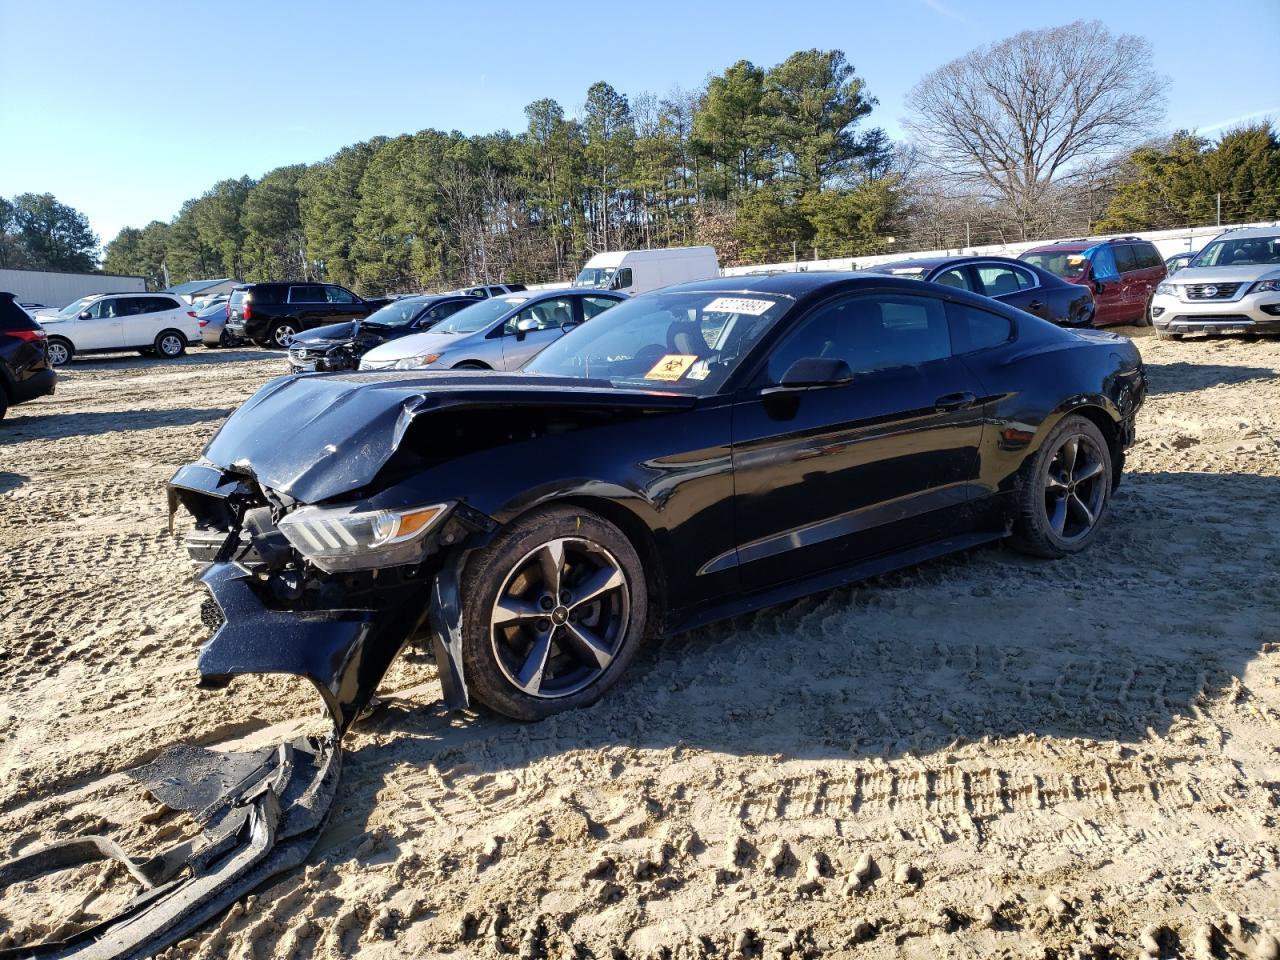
[1150,227,1280,339]
[38,293,200,365]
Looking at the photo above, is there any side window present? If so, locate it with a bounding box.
[88,299,116,319]
[1139,244,1163,269]
[974,266,1023,297]
[432,301,468,320]
[508,297,575,333]
[613,267,633,290]
[116,297,146,316]
[325,286,357,304]
[933,268,972,290]
[582,295,620,320]
[948,302,1014,354]
[766,294,951,382]
[1088,246,1118,279]
[145,296,178,313]
[1113,245,1138,274]
[288,285,326,303]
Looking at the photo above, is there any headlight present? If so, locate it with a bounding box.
[393,353,441,369]
[278,501,451,572]
[1155,281,1173,296]
[1250,279,1280,294]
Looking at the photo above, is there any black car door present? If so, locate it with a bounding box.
[323,285,366,325]
[730,291,986,591]
[287,285,328,329]
[971,263,1050,322]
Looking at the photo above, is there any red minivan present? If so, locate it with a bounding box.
[1020,238,1167,326]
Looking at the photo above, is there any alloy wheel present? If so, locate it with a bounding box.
[274,325,297,347]
[1043,434,1106,541]
[47,342,69,365]
[159,334,184,357]
[490,536,630,699]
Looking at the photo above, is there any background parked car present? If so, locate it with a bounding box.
[862,255,1095,327]
[359,289,626,371]
[287,293,480,372]
[1019,237,1166,326]
[0,291,56,418]
[1149,226,1280,339]
[225,283,392,349]
[197,298,239,347]
[574,246,719,296]
[459,283,528,298]
[1164,252,1196,275]
[38,293,199,366]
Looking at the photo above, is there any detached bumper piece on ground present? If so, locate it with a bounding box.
[0,736,339,960]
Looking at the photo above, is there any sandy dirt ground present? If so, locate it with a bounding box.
[1,330,1278,959]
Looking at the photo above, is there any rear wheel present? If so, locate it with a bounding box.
[154,329,187,359]
[459,506,648,720]
[1010,415,1113,559]
[1139,294,1154,327]
[46,337,73,366]
[269,322,298,349]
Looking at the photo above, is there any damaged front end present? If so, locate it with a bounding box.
[167,459,490,731]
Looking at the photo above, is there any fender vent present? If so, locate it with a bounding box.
[200,597,226,633]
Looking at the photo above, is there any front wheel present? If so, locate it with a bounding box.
[154,329,187,359]
[1010,415,1113,559]
[1139,294,1154,327]
[460,506,648,720]
[46,337,74,366]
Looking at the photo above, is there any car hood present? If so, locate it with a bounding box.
[289,320,362,346]
[361,331,464,364]
[1168,264,1280,285]
[201,371,695,503]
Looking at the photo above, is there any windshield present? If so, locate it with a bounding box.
[363,297,432,328]
[56,296,96,318]
[1191,235,1280,268]
[1021,251,1087,280]
[525,290,791,395]
[433,296,527,334]
[575,267,615,289]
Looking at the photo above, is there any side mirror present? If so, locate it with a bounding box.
[774,357,854,391]
[516,317,539,333]
[79,311,91,320]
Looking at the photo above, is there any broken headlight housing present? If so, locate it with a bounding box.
[278,501,451,573]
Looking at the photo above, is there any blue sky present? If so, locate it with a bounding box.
[1,0,1277,246]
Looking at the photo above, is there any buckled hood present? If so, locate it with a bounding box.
[201,371,694,503]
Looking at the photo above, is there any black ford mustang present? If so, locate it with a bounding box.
[169,272,1145,730]
[863,255,1096,327]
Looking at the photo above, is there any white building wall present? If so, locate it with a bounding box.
[0,268,146,307]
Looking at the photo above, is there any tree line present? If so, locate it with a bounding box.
[0,194,99,273]
[26,21,1280,295]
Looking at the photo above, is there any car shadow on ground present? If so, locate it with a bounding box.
[58,347,279,371]
[1144,360,1278,394]
[0,406,233,442]
[340,468,1279,800]
[0,472,28,494]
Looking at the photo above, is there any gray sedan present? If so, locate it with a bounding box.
[197,297,234,347]
[358,289,626,371]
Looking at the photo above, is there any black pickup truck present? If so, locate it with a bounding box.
[226,283,392,348]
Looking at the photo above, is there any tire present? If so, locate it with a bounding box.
[0,390,8,420]
[154,329,187,359]
[452,361,489,370]
[1010,414,1113,559]
[459,505,648,721]
[1139,294,1154,327]
[1155,328,1180,341]
[46,337,74,367]
[269,322,298,349]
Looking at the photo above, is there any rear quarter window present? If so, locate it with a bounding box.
[947,301,1014,353]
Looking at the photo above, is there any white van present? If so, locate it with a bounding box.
[574,246,719,296]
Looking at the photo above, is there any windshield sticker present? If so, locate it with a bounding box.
[705,296,775,316]
[645,354,699,381]
[685,359,712,381]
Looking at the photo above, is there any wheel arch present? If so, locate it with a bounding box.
[496,493,670,635]
[1041,400,1123,491]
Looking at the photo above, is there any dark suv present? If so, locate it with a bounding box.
[225,283,391,349]
[0,291,55,419]
[1020,237,1167,326]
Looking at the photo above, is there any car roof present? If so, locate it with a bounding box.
[867,255,1037,273]
[1209,226,1280,240]
[664,270,957,298]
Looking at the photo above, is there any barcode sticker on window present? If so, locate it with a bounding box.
[705,297,775,316]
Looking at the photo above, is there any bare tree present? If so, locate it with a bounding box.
[905,20,1164,236]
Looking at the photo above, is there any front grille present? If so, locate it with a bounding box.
[289,347,325,362]
[1184,282,1241,300]
[1169,314,1252,324]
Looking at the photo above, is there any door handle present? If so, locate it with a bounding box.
[935,391,977,412]
[1028,299,1044,310]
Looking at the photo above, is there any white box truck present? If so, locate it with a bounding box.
[573,246,719,296]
